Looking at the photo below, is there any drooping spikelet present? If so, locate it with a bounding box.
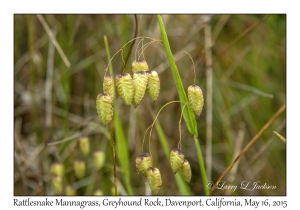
[52,175,62,194]
[65,185,76,196]
[187,85,204,116]
[135,153,152,177]
[93,150,105,170]
[94,189,104,196]
[133,71,148,108]
[115,73,134,106]
[146,70,160,102]
[96,93,113,125]
[170,148,185,174]
[179,159,192,183]
[146,167,162,195]
[103,73,115,101]
[79,135,90,156]
[50,163,64,177]
[74,160,86,179]
[132,59,149,73]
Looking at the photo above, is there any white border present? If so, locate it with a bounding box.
[3,0,299,209]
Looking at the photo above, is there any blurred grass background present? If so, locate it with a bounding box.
[14,14,286,196]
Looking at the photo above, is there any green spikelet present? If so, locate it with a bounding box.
[52,175,62,194]
[65,185,76,196]
[93,150,105,170]
[96,93,113,125]
[50,163,64,177]
[179,159,192,183]
[132,59,149,73]
[74,160,86,179]
[187,85,204,116]
[79,136,90,156]
[115,73,134,105]
[146,70,160,102]
[135,153,152,177]
[147,167,162,195]
[170,148,184,174]
[94,189,104,196]
[133,71,148,108]
[103,73,115,101]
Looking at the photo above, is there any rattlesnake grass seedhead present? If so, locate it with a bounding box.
[103,73,115,101]
[133,71,148,108]
[146,70,160,102]
[115,73,134,106]
[135,153,152,177]
[132,59,149,73]
[170,148,185,174]
[187,84,204,116]
[147,167,162,195]
[179,159,192,183]
[96,93,113,125]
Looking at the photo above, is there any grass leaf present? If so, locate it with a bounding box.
[157,15,209,195]
[157,15,198,136]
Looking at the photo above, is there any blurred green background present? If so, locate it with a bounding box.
[14,14,286,196]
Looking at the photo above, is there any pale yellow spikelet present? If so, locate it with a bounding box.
[103,73,115,101]
[51,163,64,177]
[147,167,162,195]
[74,160,86,179]
[65,185,76,196]
[132,59,149,73]
[93,150,105,170]
[179,159,192,183]
[133,71,148,108]
[94,189,104,196]
[115,73,134,106]
[187,85,204,116]
[96,93,113,125]
[52,175,62,194]
[135,153,152,177]
[146,70,160,102]
[79,136,90,156]
[170,148,185,174]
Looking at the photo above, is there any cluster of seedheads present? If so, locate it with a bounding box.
[135,153,162,194]
[96,37,204,195]
[96,59,160,125]
[96,38,161,126]
[50,135,105,195]
[170,149,191,183]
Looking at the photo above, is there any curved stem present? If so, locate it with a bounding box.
[135,38,144,61]
[174,51,196,84]
[120,14,138,74]
[137,40,163,60]
[104,36,161,75]
[141,101,184,156]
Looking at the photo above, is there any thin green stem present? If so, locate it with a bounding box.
[142,101,182,156]
[104,36,161,75]
[173,51,197,85]
[193,135,209,195]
